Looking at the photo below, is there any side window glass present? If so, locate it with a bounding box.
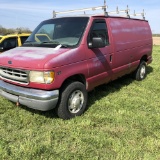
[3,38,17,50]
[89,20,109,46]
[20,36,28,44]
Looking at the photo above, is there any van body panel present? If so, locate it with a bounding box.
[0,47,71,69]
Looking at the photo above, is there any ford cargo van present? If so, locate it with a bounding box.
[0,13,152,119]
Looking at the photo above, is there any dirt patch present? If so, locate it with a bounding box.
[153,37,160,45]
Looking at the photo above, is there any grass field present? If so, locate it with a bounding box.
[0,46,160,160]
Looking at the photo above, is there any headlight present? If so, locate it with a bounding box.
[29,71,55,84]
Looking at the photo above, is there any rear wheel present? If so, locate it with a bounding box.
[57,81,88,120]
[133,61,147,81]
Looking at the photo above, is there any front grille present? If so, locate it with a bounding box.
[0,67,29,84]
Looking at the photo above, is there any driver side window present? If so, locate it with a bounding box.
[89,20,109,46]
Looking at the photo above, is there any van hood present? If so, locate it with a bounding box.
[0,47,70,69]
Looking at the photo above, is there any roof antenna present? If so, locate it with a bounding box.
[104,0,106,7]
[126,5,130,18]
[104,0,108,16]
[142,9,145,20]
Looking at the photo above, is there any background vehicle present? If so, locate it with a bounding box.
[0,33,30,53]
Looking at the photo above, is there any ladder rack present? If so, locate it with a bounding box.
[130,9,145,20]
[105,6,130,17]
[53,6,107,18]
[52,1,146,20]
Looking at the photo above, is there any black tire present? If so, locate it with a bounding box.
[133,61,147,81]
[57,81,88,120]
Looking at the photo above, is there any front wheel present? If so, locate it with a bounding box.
[133,61,147,81]
[57,81,88,120]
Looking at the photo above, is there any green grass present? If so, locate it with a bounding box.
[0,46,160,160]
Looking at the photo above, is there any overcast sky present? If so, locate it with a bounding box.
[0,0,159,33]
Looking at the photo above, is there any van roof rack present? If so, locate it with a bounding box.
[53,0,145,20]
[105,6,130,17]
[53,6,107,18]
[130,9,145,20]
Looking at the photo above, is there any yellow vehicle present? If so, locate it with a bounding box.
[0,33,30,53]
[0,35,3,42]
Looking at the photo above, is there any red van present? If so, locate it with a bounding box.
[0,13,152,119]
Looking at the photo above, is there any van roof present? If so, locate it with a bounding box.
[52,15,148,22]
[93,14,148,21]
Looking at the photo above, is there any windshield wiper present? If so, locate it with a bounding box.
[23,41,35,46]
[41,41,70,48]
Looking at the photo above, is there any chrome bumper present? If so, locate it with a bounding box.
[0,80,59,111]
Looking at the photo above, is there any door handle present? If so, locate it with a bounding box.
[110,55,112,62]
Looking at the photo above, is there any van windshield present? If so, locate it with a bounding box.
[24,17,89,48]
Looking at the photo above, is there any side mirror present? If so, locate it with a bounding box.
[0,47,4,52]
[88,37,105,49]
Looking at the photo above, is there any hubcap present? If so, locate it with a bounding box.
[140,65,146,79]
[68,90,84,114]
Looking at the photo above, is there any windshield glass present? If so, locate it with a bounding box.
[24,17,89,48]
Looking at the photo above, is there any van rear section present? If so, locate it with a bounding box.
[107,17,152,79]
[109,17,152,52]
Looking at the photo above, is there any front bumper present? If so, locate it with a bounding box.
[0,80,59,111]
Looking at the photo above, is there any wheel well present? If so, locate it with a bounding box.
[61,74,86,90]
[141,55,148,62]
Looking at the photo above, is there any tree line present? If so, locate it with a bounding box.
[152,34,160,37]
[0,25,32,35]
[0,25,159,37]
